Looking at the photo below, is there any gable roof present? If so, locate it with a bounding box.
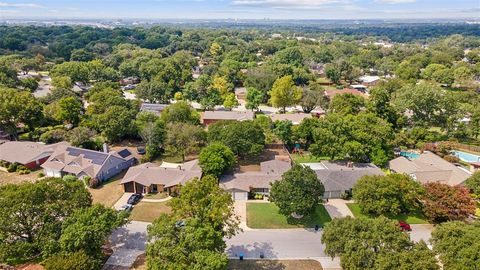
[42,145,135,178]
[389,151,472,186]
[140,103,169,115]
[0,141,68,164]
[304,161,384,192]
[121,160,202,188]
[203,111,254,122]
[219,159,292,192]
[269,113,312,125]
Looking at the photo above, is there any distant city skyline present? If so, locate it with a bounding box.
[0,0,479,20]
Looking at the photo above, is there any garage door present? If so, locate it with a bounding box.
[232,191,248,201]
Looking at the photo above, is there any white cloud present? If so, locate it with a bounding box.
[232,0,346,8]
[0,2,43,8]
[375,0,416,3]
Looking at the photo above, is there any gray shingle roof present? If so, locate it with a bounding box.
[203,111,254,121]
[304,161,385,193]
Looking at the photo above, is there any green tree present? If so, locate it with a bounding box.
[273,120,293,144]
[43,251,97,270]
[135,78,171,103]
[245,87,263,111]
[270,165,324,217]
[0,88,43,138]
[199,143,236,176]
[52,76,73,90]
[147,176,239,270]
[329,93,365,115]
[66,127,98,149]
[53,97,83,125]
[300,84,328,113]
[223,93,239,110]
[374,241,439,270]
[465,171,480,195]
[268,75,302,113]
[431,221,480,270]
[207,120,265,158]
[0,178,91,264]
[423,182,476,223]
[59,204,127,264]
[322,216,432,270]
[353,174,424,216]
[93,105,136,143]
[160,101,200,125]
[164,122,206,162]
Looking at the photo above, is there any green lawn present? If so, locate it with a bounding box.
[290,153,329,164]
[347,203,429,224]
[476,208,480,217]
[247,203,331,229]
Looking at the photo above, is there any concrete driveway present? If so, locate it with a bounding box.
[113,193,134,210]
[103,221,149,269]
[324,199,353,219]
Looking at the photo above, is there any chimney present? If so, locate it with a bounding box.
[102,143,109,153]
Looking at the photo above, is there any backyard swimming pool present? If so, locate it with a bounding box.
[452,150,480,163]
[400,151,420,159]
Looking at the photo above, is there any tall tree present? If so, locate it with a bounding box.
[147,176,239,270]
[199,143,236,177]
[431,221,480,270]
[160,101,200,125]
[268,75,302,113]
[353,174,424,216]
[423,182,476,223]
[270,165,324,217]
[245,87,263,111]
[329,93,365,115]
[164,122,206,162]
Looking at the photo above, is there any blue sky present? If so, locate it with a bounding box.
[0,0,479,20]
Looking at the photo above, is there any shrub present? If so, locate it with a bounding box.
[0,160,8,168]
[62,175,77,182]
[43,251,97,270]
[88,177,100,188]
[15,165,28,172]
[18,169,31,175]
[443,155,460,163]
[7,163,18,173]
[340,192,351,200]
[38,172,45,178]
[40,129,67,144]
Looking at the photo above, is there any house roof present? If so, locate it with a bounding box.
[0,141,68,164]
[324,89,365,99]
[121,159,202,188]
[203,111,254,122]
[42,145,135,179]
[219,159,291,192]
[269,113,312,125]
[388,151,472,186]
[303,161,384,193]
[359,75,381,83]
[140,103,169,115]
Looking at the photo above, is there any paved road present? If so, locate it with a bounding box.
[226,229,326,259]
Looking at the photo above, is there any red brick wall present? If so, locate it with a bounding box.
[23,156,50,169]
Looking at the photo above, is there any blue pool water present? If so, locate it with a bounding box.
[452,150,480,163]
[400,151,420,159]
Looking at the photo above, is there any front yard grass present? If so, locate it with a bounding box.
[88,173,125,207]
[130,201,171,222]
[347,203,429,224]
[247,203,331,229]
[0,170,43,185]
[228,259,323,270]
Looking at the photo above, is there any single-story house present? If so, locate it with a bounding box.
[389,151,472,186]
[202,111,255,126]
[42,144,136,181]
[120,159,202,194]
[324,89,366,99]
[140,103,169,116]
[269,113,312,125]
[359,75,381,86]
[303,161,385,199]
[0,141,68,169]
[220,159,291,201]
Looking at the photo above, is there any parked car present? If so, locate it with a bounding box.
[127,194,143,205]
[137,146,146,155]
[399,221,412,231]
[118,204,133,211]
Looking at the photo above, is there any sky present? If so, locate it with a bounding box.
[0,0,479,20]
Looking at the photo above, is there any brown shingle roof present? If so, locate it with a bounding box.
[0,141,68,164]
[269,113,312,125]
[389,151,472,186]
[203,111,254,122]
